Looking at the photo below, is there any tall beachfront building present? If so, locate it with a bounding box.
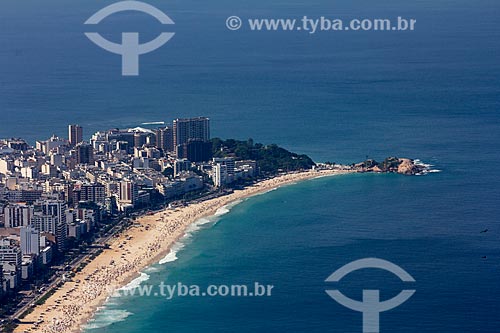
[4,203,34,228]
[0,239,22,269]
[75,143,94,165]
[173,117,210,149]
[119,180,139,206]
[155,127,174,152]
[32,200,68,253]
[20,227,40,256]
[68,125,83,147]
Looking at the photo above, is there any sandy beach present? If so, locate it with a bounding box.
[15,169,351,333]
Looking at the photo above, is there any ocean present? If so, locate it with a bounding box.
[85,172,500,332]
[1,0,499,332]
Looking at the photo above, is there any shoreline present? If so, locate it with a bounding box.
[15,169,353,333]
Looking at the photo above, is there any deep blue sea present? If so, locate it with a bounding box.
[1,0,499,332]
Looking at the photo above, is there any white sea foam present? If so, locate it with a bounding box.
[144,266,159,273]
[85,192,255,330]
[159,241,185,264]
[83,309,133,330]
[158,200,243,266]
[413,159,442,175]
[119,272,150,292]
[185,217,212,233]
[215,200,242,216]
[215,206,230,216]
[158,216,217,265]
[141,121,165,125]
[253,187,278,196]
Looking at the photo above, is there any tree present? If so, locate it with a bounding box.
[162,167,174,178]
[210,138,315,174]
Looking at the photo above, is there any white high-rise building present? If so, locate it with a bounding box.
[69,125,83,147]
[174,159,192,176]
[173,117,210,149]
[213,157,235,175]
[20,226,40,256]
[0,239,22,269]
[119,180,138,205]
[32,200,68,252]
[213,164,228,188]
[4,203,33,228]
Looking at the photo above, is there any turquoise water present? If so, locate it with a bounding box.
[1,0,500,331]
[84,172,500,332]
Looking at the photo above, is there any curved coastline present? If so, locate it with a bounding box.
[15,169,353,333]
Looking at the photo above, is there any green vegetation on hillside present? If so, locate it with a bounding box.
[211,138,315,174]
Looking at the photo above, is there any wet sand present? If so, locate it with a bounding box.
[15,169,351,333]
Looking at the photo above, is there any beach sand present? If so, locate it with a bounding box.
[15,169,351,333]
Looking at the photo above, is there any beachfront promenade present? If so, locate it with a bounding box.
[15,169,351,333]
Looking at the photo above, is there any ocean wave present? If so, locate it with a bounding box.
[215,206,231,216]
[215,200,242,216]
[253,188,278,196]
[159,241,185,265]
[413,159,433,168]
[141,121,165,125]
[119,272,150,292]
[414,159,442,175]
[185,217,212,233]
[84,309,133,330]
[158,217,214,265]
[158,200,243,266]
[144,266,159,273]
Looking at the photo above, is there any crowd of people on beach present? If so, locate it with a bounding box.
[19,171,332,333]
[22,189,254,333]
